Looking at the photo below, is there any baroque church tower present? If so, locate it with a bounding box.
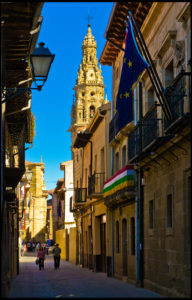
[69,24,108,145]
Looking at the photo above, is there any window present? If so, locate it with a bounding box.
[90,105,95,118]
[85,168,87,188]
[149,200,154,229]
[115,152,119,173]
[167,194,172,228]
[100,148,105,173]
[70,196,73,212]
[165,60,174,88]
[116,221,119,253]
[94,154,97,173]
[122,145,126,168]
[147,86,155,111]
[130,217,135,255]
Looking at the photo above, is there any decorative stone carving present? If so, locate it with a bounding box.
[174,40,185,68]
[71,24,106,140]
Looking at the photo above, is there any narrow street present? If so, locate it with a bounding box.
[8,252,163,298]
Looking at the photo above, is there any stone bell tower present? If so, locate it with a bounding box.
[69,23,107,145]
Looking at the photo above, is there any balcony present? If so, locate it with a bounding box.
[88,172,105,197]
[128,71,191,163]
[103,165,136,207]
[128,104,164,161]
[70,188,87,212]
[142,104,161,149]
[109,113,118,143]
[74,188,87,203]
[164,71,191,133]
[5,125,25,188]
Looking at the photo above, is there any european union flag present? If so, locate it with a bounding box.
[116,18,149,131]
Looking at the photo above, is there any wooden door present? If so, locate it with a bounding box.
[122,218,128,276]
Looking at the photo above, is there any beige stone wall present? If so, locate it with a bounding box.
[136,2,191,297]
[143,140,191,297]
[113,203,136,283]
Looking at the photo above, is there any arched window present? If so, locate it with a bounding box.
[90,105,95,118]
[116,221,119,253]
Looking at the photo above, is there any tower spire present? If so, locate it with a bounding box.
[87,11,93,27]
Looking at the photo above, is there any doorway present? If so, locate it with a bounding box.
[100,215,106,272]
[122,218,128,276]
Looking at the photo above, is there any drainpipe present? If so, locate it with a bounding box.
[135,166,140,286]
[111,208,114,276]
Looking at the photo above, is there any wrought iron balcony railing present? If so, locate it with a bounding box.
[70,188,87,212]
[74,188,87,203]
[142,104,162,149]
[128,104,162,161]
[88,172,105,196]
[164,71,191,132]
[127,70,191,162]
[5,124,25,169]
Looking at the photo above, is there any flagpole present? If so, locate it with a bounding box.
[128,12,172,121]
[125,15,166,119]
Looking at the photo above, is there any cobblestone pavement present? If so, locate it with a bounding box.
[8,252,163,298]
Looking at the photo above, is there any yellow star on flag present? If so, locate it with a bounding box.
[123,57,127,63]
[124,91,130,98]
[120,94,123,99]
[128,60,132,67]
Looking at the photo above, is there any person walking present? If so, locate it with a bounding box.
[32,241,36,252]
[36,241,41,252]
[53,244,61,269]
[24,243,27,254]
[37,247,45,270]
[27,241,32,252]
[21,244,24,256]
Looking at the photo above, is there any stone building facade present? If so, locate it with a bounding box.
[23,160,48,243]
[72,102,111,272]
[48,178,64,241]
[100,2,191,298]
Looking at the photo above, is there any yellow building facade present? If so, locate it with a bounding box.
[21,160,48,243]
[72,102,111,271]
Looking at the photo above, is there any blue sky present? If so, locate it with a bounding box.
[26,2,114,192]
